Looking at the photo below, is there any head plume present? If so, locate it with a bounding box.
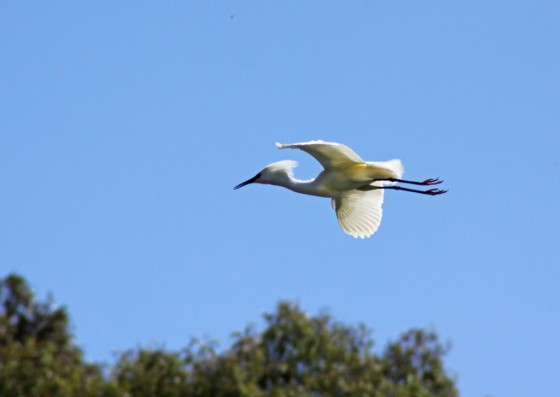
[261,160,298,178]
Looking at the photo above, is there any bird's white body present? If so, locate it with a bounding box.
[261,159,403,198]
[235,140,444,239]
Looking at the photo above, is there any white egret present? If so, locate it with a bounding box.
[234,140,447,238]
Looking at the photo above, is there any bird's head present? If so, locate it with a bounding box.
[234,160,298,189]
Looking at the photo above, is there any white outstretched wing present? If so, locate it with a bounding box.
[331,188,384,239]
[276,140,364,170]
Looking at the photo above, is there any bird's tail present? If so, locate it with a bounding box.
[367,159,404,180]
[383,159,404,179]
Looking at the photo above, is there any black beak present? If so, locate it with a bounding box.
[234,173,261,190]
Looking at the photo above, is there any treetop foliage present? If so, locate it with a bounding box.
[0,274,458,397]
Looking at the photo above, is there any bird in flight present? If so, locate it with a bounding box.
[234,140,447,238]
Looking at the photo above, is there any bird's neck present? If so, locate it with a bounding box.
[274,175,329,197]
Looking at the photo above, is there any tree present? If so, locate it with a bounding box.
[382,328,457,397]
[0,274,459,396]
[0,274,111,397]
[112,349,191,397]
[113,302,458,397]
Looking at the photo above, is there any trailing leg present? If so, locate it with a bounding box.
[372,177,444,186]
[357,184,447,196]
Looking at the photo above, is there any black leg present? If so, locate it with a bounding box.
[372,177,443,186]
[357,184,448,195]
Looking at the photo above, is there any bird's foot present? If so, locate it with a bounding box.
[426,188,448,195]
[421,177,443,185]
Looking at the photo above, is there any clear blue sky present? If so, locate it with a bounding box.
[1,2,559,396]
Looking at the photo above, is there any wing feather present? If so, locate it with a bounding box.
[332,188,384,239]
[276,140,364,169]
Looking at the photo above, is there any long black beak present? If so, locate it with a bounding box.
[234,173,261,190]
